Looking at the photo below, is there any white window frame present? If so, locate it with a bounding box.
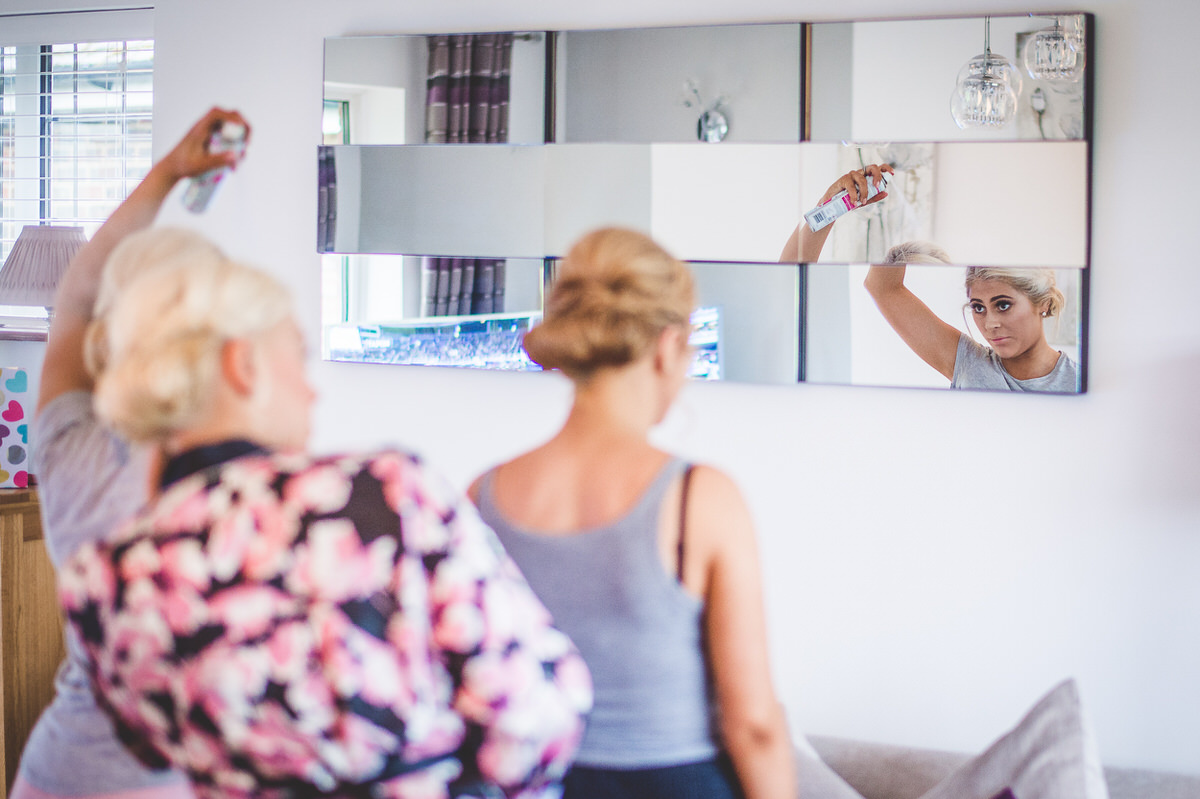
[0,8,152,337]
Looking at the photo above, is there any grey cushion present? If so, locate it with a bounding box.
[801,679,1111,799]
[809,736,1200,799]
[807,735,964,799]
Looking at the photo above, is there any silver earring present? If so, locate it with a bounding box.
[1041,311,1048,317]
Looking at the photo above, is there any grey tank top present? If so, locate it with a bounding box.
[476,458,719,768]
[951,334,1080,392]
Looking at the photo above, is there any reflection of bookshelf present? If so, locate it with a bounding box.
[325,311,542,370]
[420,258,507,317]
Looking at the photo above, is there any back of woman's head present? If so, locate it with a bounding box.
[523,228,695,381]
[87,228,292,442]
[964,266,1066,318]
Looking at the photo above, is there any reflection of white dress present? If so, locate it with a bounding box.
[951,334,1079,392]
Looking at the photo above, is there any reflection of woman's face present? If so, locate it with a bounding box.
[967,278,1047,360]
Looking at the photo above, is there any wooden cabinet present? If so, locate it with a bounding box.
[0,490,65,797]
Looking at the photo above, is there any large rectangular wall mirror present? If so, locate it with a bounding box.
[320,12,1092,394]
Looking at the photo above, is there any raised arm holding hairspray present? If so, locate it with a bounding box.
[804,170,891,232]
[182,121,247,213]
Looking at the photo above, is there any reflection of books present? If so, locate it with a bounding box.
[492,259,506,314]
[420,257,440,317]
[446,260,464,316]
[317,149,336,251]
[459,261,475,316]
[434,260,451,316]
[472,260,495,315]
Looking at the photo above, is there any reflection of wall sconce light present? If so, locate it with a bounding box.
[0,225,87,308]
[1023,16,1085,83]
[950,16,1023,129]
[682,79,729,142]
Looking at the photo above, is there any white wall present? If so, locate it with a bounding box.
[2,0,1198,777]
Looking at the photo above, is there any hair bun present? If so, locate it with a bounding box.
[524,229,694,379]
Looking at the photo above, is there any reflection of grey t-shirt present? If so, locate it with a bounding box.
[951,334,1079,392]
[20,391,187,794]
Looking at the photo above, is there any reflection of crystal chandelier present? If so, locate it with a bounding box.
[1023,16,1085,83]
[950,16,1023,129]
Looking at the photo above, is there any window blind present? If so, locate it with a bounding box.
[0,8,154,264]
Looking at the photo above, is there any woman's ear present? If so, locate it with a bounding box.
[220,337,258,396]
[653,325,689,374]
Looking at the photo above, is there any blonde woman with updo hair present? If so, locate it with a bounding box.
[55,121,591,799]
[864,244,1079,392]
[782,163,1078,392]
[469,228,797,799]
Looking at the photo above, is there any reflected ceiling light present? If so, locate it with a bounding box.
[950,16,1023,129]
[1023,16,1085,83]
[0,225,86,307]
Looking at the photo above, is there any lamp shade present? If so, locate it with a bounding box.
[0,225,87,307]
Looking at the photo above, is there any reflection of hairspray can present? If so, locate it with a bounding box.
[182,122,247,213]
[804,171,891,232]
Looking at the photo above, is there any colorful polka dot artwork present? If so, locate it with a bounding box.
[0,368,29,488]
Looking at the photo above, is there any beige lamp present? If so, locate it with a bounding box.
[0,225,87,308]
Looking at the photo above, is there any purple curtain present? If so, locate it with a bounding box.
[425,34,512,144]
[422,34,513,317]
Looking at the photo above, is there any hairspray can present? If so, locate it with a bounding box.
[804,171,891,232]
[182,121,247,213]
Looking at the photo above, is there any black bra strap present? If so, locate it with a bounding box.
[677,464,695,584]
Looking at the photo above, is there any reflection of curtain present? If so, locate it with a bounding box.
[421,34,513,317]
[425,34,512,143]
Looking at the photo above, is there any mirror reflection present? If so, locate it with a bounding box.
[555,24,802,143]
[689,261,800,384]
[319,144,546,257]
[318,13,1091,393]
[806,263,1084,392]
[320,140,1087,269]
[792,141,1088,268]
[322,253,546,369]
[323,33,546,145]
[809,14,1088,142]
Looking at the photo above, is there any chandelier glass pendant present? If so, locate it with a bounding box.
[1023,16,1085,82]
[950,16,1024,129]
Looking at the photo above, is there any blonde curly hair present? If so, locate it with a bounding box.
[85,227,292,442]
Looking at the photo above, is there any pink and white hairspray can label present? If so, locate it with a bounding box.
[182,122,246,214]
[804,171,891,232]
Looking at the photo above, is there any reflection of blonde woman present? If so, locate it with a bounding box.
[866,244,1079,392]
[470,228,796,799]
[785,164,1079,392]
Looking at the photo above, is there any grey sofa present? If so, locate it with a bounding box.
[808,735,1200,799]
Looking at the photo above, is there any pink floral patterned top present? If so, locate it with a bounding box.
[59,446,592,799]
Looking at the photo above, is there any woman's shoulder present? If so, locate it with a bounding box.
[681,462,750,521]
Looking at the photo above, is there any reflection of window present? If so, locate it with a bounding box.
[1,18,152,321]
[322,99,349,144]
